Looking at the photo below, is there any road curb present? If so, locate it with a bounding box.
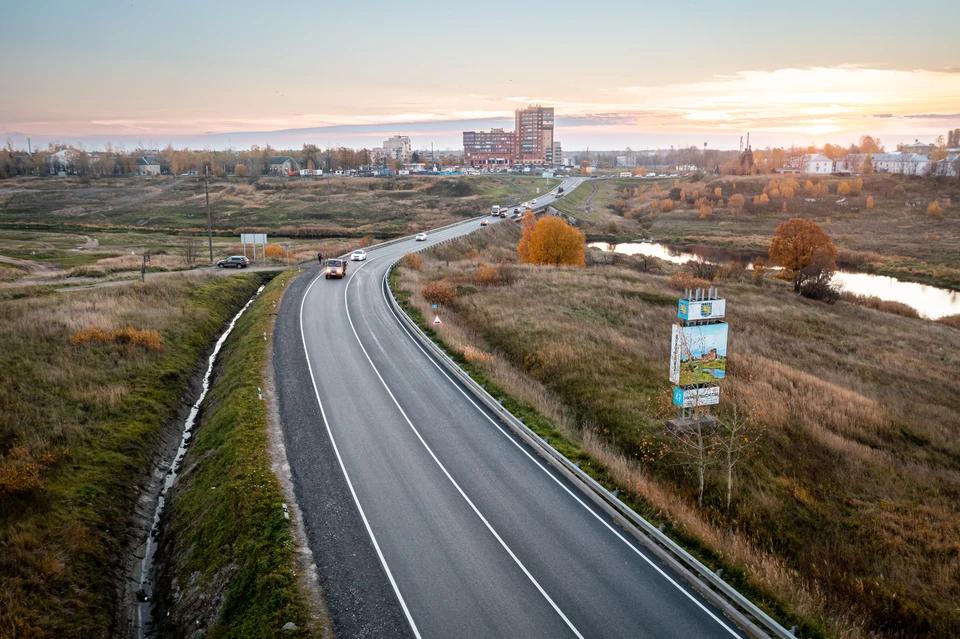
[383,260,795,639]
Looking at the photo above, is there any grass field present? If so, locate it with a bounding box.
[153,269,320,638]
[395,222,960,639]
[562,174,960,290]
[0,273,272,637]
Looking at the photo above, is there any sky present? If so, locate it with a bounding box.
[2,0,959,152]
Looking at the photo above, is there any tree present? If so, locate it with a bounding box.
[715,392,762,513]
[524,216,586,266]
[859,135,884,154]
[580,160,592,176]
[235,163,248,177]
[768,218,837,293]
[866,196,874,209]
[517,210,537,262]
[421,281,457,306]
[728,193,745,213]
[838,181,851,196]
[177,233,202,267]
[927,201,943,217]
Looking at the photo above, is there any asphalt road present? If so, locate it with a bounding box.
[274,178,750,638]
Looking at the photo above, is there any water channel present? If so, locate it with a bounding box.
[589,241,959,320]
[134,284,265,636]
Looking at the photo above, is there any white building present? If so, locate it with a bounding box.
[379,135,412,164]
[136,156,161,176]
[802,154,834,174]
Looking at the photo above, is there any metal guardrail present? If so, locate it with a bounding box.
[382,249,797,639]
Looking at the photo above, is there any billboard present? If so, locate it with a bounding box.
[669,323,728,386]
[673,385,720,408]
[241,233,267,244]
[678,298,726,321]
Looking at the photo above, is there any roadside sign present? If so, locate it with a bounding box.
[431,304,438,309]
[433,316,442,325]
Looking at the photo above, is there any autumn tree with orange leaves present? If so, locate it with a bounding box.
[768,218,837,293]
[521,216,586,266]
[517,210,537,262]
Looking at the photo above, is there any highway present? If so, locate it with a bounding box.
[273,177,751,638]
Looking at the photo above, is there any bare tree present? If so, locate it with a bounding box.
[715,396,762,513]
[178,234,201,267]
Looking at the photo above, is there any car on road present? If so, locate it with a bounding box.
[415,233,428,241]
[531,198,537,204]
[325,258,347,279]
[480,220,489,226]
[350,249,367,261]
[513,208,520,214]
[217,255,249,269]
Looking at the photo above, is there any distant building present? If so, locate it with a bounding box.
[136,156,161,176]
[515,105,554,165]
[836,153,931,175]
[553,141,563,167]
[268,156,301,174]
[901,142,935,157]
[463,128,515,169]
[378,135,412,164]
[802,154,834,174]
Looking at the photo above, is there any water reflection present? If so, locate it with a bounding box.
[589,241,959,320]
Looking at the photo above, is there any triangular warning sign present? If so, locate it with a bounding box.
[433,315,442,325]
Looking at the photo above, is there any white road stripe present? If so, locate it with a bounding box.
[344,262,585,639]
[299,268,423,639]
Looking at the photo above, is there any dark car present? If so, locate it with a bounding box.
[217,255,249,269]
[325,258,347,279]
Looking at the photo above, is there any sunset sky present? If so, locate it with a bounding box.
[3,0,959,151]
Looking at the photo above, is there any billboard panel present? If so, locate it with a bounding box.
[672,385,720,407]
[241,233,267,244]
[669,322,728,386]
[678,299,726,321]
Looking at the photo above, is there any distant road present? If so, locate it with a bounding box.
[273,177,750,638]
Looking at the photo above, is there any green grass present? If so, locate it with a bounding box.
[0,273,271,637]
[154,269,314,637]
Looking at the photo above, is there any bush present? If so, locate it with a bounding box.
[668,271,711,292]
[264,244,287,259]
[936,314,960,329]
[841,292,919,318]
[70,326,163,352]
[926,201,943,217]
[751,265,765,286]
[400,252,423,271]
[798,267,840,302]
[421,281,457,306]
[716,261,746,282]
[659,200,675,213]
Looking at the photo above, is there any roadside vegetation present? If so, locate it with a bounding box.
[0,273,270,637]
[554,174,959,290]
[393,221,960,639]
[153,269,322,638]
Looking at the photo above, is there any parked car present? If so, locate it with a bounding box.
[350,249,367,261]
[217,255,249,269]
[415,233,428,241]
[325,259,347,279]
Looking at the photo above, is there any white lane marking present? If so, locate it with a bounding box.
[298,267,423,639]
[345,266,585,639]
[379,275,744,638]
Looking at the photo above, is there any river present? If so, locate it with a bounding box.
[589,241,959,320]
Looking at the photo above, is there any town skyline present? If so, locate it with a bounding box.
[3,1,959,152]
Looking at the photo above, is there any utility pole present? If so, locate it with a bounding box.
[204,165,212,264]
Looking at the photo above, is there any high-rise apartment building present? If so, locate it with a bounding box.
[515,105,554,165]
[553,141,563,167]
[463,129,515,168]
[379,135,412,163]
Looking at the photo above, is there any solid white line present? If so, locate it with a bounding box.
[379,272,744,638]
[298,268,423,639]
[345,262,585,639]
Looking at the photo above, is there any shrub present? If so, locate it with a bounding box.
[421,281,457,306]
[751,264,765,286]
[759,193,769,204]
[714,187,722,196]
[936,314,960,329]
[728,194,745,212]
[70,326,111,345]
[841,292,920,318]
[867,196,874,209]
[894,184,905,194]
[264,244,287,259]
[698,204,712,219]
[659,200,675,213]
[400,252,423,271]
[926,201,943,217]
[0,447,44,498]
[716,261,746,282]
[668,271,711,292]
[838,181,851,196]
[70,327,163,352]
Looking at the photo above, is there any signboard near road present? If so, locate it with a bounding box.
[669,323,728,386]
[673,385,720,408]
[678,299,726,321]
[241,233,267,245]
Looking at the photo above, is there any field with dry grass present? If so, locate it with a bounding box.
[0,273,272,637]
[396,222,960,639]
[554,174,960,290]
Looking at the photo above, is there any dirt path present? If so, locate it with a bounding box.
[0,255,64,275]
[582,180,601,215]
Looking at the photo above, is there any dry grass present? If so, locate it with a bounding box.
[398,226,960,639]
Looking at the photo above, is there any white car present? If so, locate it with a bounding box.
[415,233,428,241]
[531,198,537,204]
[350,249,367,261]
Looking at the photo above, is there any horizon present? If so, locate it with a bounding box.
[2,1,959,153]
